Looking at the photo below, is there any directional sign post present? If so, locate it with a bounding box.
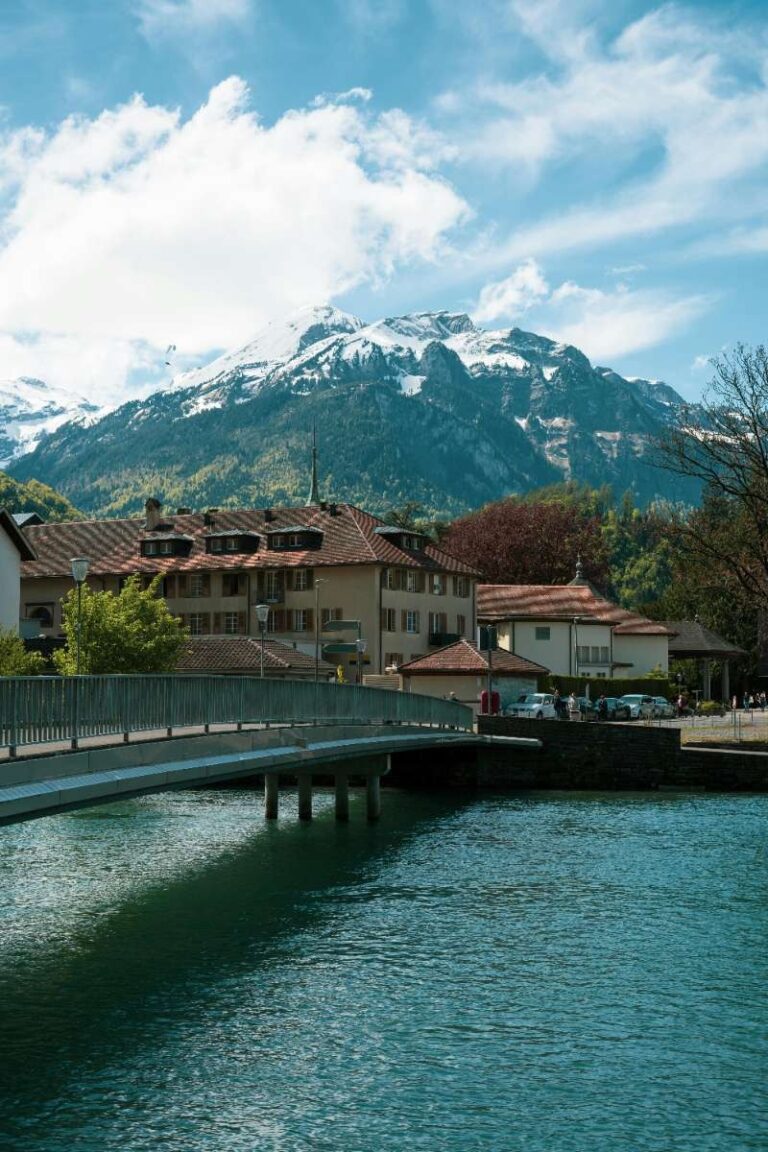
[321,642,359,656]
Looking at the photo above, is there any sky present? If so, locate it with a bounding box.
[0,0,767,405]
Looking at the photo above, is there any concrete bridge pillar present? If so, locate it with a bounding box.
[298,773,313,821]
[335,772,349,821]
[265,773,279,820]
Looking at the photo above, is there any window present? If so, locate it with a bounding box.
[383,568,405,591]
[453,576,470,597]
[222,573,243,597]
[226,537,238,551]
[264,571,284,601]
[429,611,447,633]
[535,626,551,641]
[381,608,397,632]
[577,645,590,664]
[188,612,208,636]
[210,538,223,553]
[601,646,609,663]
[430,574,446,595]
[406,570,425,593]
[292,609,311,632]
[385,652,403,668]
[292,568,313,591]
[189,573,210,597]
[144,541,158,556]
[456,613,466,636]
[591,646,601,664]
[224,612,240,634]
[405,535,423,551]
[159,540,173,555]
[321,607,343,626]
[403,609,420,634]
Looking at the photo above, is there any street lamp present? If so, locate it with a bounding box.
[573,616,580,681]
[314,578,327,683]
[255,603,270,678]
[70,557,90,675]
[356,637,367,685]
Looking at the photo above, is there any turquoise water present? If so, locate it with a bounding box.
[1,787,767,1151]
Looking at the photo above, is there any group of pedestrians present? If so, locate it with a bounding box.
[737,692,767,711]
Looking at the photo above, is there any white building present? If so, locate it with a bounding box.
[478,563,672,680]
[0,510,37,633]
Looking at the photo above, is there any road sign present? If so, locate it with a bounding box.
[322,619,360,632]
[322,642,360,656]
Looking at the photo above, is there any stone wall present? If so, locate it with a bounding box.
[440,718,768,792]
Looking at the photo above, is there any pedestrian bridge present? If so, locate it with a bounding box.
[0,675,538,826]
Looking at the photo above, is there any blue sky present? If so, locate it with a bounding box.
[0,0,767,403]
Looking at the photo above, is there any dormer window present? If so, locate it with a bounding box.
[140,534,193,558]
[204,532,259,555]
[266,526,323,551]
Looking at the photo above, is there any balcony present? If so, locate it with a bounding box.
[428,632,461,648]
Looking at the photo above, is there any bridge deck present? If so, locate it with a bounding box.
[0,725,540,826]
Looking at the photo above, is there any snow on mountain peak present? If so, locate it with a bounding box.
[0,377,101,467]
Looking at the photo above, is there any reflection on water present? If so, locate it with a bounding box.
[1,786,767,1151]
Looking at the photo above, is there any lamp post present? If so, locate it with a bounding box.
[314,578,327,683]
[573,615,581,683]
[356,637,367,685]
[70,557,90,676]
[255,603,270,678]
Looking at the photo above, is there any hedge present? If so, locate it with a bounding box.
[546,675,674,699]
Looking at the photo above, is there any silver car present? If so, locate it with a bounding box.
[617,694,655,719]
[651,696,676,719]
[505,692,557,719]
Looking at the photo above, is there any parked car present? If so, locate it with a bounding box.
[602,696,631,720]
[651,696,676,719]
[577,696,598,719]
[505,693,557,719]
[617,694,655,719]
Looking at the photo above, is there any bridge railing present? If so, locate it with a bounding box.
[0,675,473,754]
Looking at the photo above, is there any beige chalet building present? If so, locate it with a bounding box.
[20,500,478,680]
[478,563,673,680]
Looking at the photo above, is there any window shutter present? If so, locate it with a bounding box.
[286,570,294,591]
[238,611,246,633]
[306,608,314,631]
[238,573,246,595]
[272,609,285,632]
[401,609,407,631]
[414,610,420,633]
[203,574,211,596]
[177,574,188,597]
[213,612,222,634]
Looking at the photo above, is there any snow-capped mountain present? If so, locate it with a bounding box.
[0,377,102,467]
[8,306,700,516]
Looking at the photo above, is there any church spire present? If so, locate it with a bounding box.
[307,422,320,505]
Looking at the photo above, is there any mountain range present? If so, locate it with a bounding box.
[7,305,700,518]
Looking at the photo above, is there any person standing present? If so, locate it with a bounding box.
[567,692,580,721]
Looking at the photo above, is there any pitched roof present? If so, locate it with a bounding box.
[0,508,36,561]
[477,583,673,636]
[176,635,335,675]
[661,619,747,658]
[20,503,478,580]
[399,638,548,676]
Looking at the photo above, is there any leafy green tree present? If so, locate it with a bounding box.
[0,629,47,675]
[54,575,188,675]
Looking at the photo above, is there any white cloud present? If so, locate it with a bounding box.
[136,0,251,38]
[535,281,712,361]
[691,353,712,373]
[443,4,768,262]
[473,259,549,322]
[0,79,468,401]
[474,263,711,359]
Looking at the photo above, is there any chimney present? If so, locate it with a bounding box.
[329,502,338,516]
[264,508,275,523]
[203,507,219,528]
[320,500,328,511]
[145,498,162,531]
[176,506,191,515]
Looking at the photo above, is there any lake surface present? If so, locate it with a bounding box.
[0,786,766,1151]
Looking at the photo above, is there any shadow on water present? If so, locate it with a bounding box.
[0,786,472,1121]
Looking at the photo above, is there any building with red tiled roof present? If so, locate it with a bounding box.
[399,638,548,713]
[477,560,674,680]
[20,499,479,679]
[176,636,336,679]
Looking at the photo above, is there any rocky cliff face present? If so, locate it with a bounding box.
[8,305,699,516]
